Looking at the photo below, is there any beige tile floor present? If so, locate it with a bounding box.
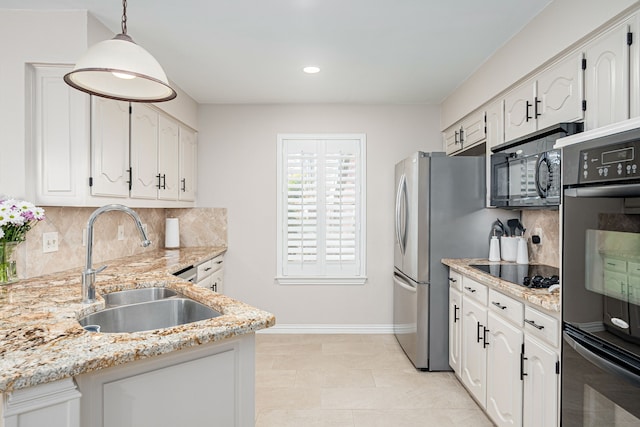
[255,334,494,427]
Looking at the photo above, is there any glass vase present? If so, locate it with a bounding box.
[0,241,19,285]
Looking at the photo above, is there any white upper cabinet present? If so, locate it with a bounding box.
[537,52,585,129]
[28,67,197,207]
[91,98,130,198]
[584,17,633,130]
[158,115,181,201]
[179,126,198,202]
[130,104,159,200]
[27,64,90,206]
[505,52,584,142]
[444,110,486,155]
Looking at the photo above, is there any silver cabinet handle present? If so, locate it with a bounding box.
[492,301,507,310]
[449,277,457,283]
[464,286,477,293]
[524,319,544,330]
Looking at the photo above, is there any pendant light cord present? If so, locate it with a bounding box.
[121,0,128,35]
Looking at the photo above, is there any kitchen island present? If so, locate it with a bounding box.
[0,247,275,426]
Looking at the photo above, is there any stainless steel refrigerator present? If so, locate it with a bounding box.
[394,151,497,370]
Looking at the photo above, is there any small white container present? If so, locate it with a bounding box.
[516,237,529,264]
[165,218,180,249]
[489,236,501,262]
[501,236,518,262]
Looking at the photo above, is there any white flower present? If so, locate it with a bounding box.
[32,207,45,221]
[0,228,4,239]
[16,201,35,212]
[7,210,25,226]
[0,213,8,227]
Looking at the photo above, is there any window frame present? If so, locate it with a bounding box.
[276,133,367,285]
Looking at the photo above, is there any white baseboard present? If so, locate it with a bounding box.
[257,324,395,334]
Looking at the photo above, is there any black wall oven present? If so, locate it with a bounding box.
[562,126,640,426]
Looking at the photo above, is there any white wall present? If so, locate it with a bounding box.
[197,104,440,326]
[441,0,639,129]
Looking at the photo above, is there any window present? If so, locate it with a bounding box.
[276,134,366,285]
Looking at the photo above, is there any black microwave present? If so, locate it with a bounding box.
[490,123,583,208]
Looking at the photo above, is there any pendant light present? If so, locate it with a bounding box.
[64,0,177,102]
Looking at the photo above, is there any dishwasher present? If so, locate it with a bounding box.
[173,254,224,293]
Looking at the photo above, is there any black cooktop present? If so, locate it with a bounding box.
[470,264,559,289]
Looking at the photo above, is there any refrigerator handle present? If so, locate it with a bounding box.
[393,274,417,293]
[564,331,640,388]
[395,174,407,255]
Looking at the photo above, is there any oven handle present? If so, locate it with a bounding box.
[564,331,640,388]
[564,183,640,198]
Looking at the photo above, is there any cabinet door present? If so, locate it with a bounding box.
[460,111,486,149]
[157,115,180,201]
[178,126,197,202]
[461,296,488,407]
[504,81,537,142]
[444,125,461,155]
[486,312,524,427]
[29,65,90,206]
[523,335,559,427]
[91,98,130,197]
[130,104,159,199]
[584,19,631,130]
[449,287,462,375]
[537,51,585,128]
[485,100,504,150]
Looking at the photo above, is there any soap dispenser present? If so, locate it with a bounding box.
[489,231,501,262]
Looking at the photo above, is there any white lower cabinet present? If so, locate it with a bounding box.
[449,286,462,375]
[76,334,254,427]
[461,295,488,405]
[1,379,81,427]
[486,311,523,427]
[449,268,560,427]
[522,334,558,427]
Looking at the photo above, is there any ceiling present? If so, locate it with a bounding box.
[5,0,551,105]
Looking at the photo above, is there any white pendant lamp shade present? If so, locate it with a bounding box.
[64,34,176,102]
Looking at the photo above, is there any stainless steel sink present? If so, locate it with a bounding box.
[103,287,178,307]
[79,298,222,333]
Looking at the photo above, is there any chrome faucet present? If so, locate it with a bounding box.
[82,204,152,303]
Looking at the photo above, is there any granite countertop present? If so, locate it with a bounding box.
[0,247,275,393]
[442,258,560,313]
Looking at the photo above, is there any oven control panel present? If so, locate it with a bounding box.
[579,140,640,183]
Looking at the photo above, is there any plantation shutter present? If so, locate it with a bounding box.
[277,135,366,284]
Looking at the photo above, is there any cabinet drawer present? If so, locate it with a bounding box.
[604,257,627,273]
[628,261,640,277]
[196,255,224,280]
[524,306,559,347]
[488,289,523,327]
[449,270,463,291]
[462,276,487,305]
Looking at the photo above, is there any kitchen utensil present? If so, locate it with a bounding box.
[507,218,520,237]
[496,218,507,236]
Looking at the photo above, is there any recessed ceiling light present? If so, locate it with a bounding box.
[303,66,320,74]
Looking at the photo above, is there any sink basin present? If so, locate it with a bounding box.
[79,298,222,333]
[103,287,178,307]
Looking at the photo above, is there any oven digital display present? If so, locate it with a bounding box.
[601,147,634,165]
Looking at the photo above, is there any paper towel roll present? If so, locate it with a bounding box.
[165,218,180,249]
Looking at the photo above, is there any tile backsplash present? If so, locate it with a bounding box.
[15,207,227,279]
[521,210,559,268]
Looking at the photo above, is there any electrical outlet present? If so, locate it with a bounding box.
[42,232,59,253]
[533,227,543,244]
[118,225,125,241]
